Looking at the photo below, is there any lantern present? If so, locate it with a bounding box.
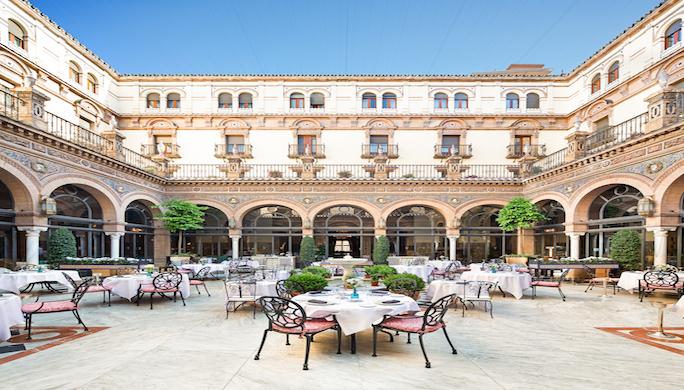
[637,197,655,217]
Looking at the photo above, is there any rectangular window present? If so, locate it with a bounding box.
[441,135,461,155]
[290,97,304,109]
[297,135,317,154]
[369,135,388,154]
[362,97,376,109]
[594,117,609,132]
[514,136,532,155]
[226,135,245,153]
[79,116,93,131]
[382,97,397,109]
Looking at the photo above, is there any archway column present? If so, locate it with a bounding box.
[17,226,47,265]
[647,227,676,265]
[230,234,241,259]
[565,232,585,260]
[106,232,124,258]
[447,235,459,260]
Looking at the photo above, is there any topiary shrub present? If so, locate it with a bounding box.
[383,272,426,291]
[299,236,316,265]
[47,228,77,266]
[364,264,397,281]
[285,272,328,293]
[373,235,390,264]
[302,265,332,279]
[609,230,641,271]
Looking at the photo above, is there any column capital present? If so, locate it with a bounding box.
[17,226,48,237]
[447,235,460,240]
[565,231,585,238]
[645,226,677,234]
[229,234,242,240]
[105,231,125,239]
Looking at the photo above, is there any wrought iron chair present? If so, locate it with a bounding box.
[372,293,458,368]
[136,272,186,310]
[638,271,683,302]
[275,279,306,298]
[458,281,496,318]
[430,262,459,281]
[224,280,259,318]
[583,265,619,295]
[189,266,211,296]
[21,279,91,340]
[530,269,570,301]
[254,296,341,370]
[62,272,112,306]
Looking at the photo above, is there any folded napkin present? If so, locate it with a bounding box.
[371,290,389,295]
[308,291,325,295]
[308,299,328,304]
[382,299,400,304]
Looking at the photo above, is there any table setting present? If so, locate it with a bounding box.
[0,269,81,294]
[460,269,531,299]
[390,264,435,282]
[0,292,23,341]
[102,272,191,300]
[617,270,684,293]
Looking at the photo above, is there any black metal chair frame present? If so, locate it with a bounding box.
[254,296,341,370]
[372,293,458,368]
[136,272,186,310]
[62,272,111,306]
[190,267,212,296]
[531,269,570,301]
[23,279,91,340]
[638,271,683,302]
[460,281,495,319]
[583,265,618,295]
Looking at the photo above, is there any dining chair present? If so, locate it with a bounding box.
[62,272,112,306]
[459,281,496,318]
[254,296,341,370]
[582,265,619,295]
[189,266,211,296]
[136,272,186,310]
[21,279,91,340]
[531,269,570,301]
[371,293,458,368]
[638,271,683,302]
[224,280,259,318]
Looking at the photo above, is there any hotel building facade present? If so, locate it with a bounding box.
[0,0,683,268]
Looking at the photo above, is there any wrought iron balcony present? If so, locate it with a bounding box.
[506,144,546,159]
[288,144,325,158]
[433,144,472,159]
[361,144,399,159]
[141,143,181,159]
[214,144,253,159]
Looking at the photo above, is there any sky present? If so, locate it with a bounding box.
[31,0,664,75]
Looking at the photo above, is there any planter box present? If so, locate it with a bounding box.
[59,264,142,277]
[504,256,529,265]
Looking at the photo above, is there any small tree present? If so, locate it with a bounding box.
[300,236,316,266]
[373,235,390,264]
[609,230,641,270]
[154,200,207,254]
[496,197,545,255]
[47,228,77,265]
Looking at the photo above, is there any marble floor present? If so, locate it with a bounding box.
[1,282,683,390]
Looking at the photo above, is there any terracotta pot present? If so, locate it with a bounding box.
[371,280,379,287]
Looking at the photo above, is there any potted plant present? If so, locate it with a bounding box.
[285,272,328,294]
[373,235,390,264]
[364,264,397,286]
[496,197,545,257]
[337,170,352,178]
[155,200,207,256]
[302,265,332,279]
[47,228,77,267]
[268,170,283,178]
[383,273,425,299]
[299,236,316,266]
[609,230,641,271]
[402,173,415,179]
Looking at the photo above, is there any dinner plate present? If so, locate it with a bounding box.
[381,301,403,306]
[307,301,334,306]
[359,304,376,308]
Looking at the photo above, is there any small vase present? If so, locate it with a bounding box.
[351,287,359,299]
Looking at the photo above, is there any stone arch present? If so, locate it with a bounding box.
[217,118,251,130]
[307,199,381,227]
[119,193,164,221]
[291,118,324,131]
[144,118,178,131]
[658,51,684,85]
[234,199,307,228]
[363,117,397,130]
[182,199,234,222]
[453,198,510,224]
[0,51,31,86]
[436,118,470,131]
[653,161,684,225]
[381,199,455,228]
[529,192,570,212]
[509,119,543,130]
[42,174,121,224]
[567,173,653,225]
[0,159,39,214]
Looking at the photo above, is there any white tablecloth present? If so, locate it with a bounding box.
[427,261,457,270]
[255,281,277,297]
[427,280,468,302]
[460,271,531,299]
[180,263,227,274]
[617,271,684,293]
[0,294,23,341]
[292,291,419,335]
[0,270,81,294]
[103,273,190,300]
[391,265,435,282]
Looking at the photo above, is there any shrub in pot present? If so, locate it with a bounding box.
[302,265,332,279]
[364,265,397,286]
[373,236,390,264]
[383,273,425,299]
[47,228,77,267]
[609,230,641,271]
[285,273,328,294]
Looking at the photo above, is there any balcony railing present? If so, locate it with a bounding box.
[45,111,113,153]
[506,144,546,159]
[530,147,568,175]
[214,144,253,158]
[141,143,181,158]
[585,113,648,154]
[433,144,472,159]
[0,89,20,120]
[288,144,325,158]
[361,144,398,159]
[165,164,519,181]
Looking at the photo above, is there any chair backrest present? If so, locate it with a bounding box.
[152,272,183,290]
[388,277,418,296]
[224,280,257,298]
[195,267,211,280]
[582,265,596,278]
[422,293,456,329]
[275,280,290,298]
[258,296,306,331]
[466,281,496,298]
[71,279,92,305]
[644,271,679,287]
[61,272,79,289]
[558,269,570,284]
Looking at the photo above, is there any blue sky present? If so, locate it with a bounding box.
[31,0,663,75]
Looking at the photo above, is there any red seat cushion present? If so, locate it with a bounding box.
[516,268,529,273]
[22,300,77,313]
[532,281,560,287]
[140,285,179,293]
[379,316,443,334]
[178,269,192,274]
[189,280,204,285]
[272,318,336,334]
[87,285,111,292]
[639,280,683,289]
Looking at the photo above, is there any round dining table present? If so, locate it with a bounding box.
[0,270,81,294]
[102,273,191,300]
[460,270,531,299]
[0,294,23,341]
[427,279,468,302]
[179,263,227,275]
[617,271,684,293]
[292,290,419,353]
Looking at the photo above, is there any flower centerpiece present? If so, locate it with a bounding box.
[345,277,362,298]
[144,264,155,276]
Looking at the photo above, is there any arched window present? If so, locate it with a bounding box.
[382,93,397,109]
[8,19,27,50]
[434,93,448,109]
[290,93,305,109]
[180,206,230,257]
[49,185,105,258]
[526,93,540,109]
[124,201,155,259]
[69,61,82,84]
[310,92,325,109]
[386,205,446,258]
[665,19,682,49]
[0,179,17,262]
[313,205,375,258]
[534,200,566,258]
[454,93,468,109]
[166,93,181,109]
[146,93,160,109]
[459,205,516,261]
[86,73,98,94]
[241,205,302,256]
[362,93,376,109]
[218,93,232,109]
[505,93,519,110]
[591,74,601,94]
[608,62,619,84]
[238,93,253,108]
